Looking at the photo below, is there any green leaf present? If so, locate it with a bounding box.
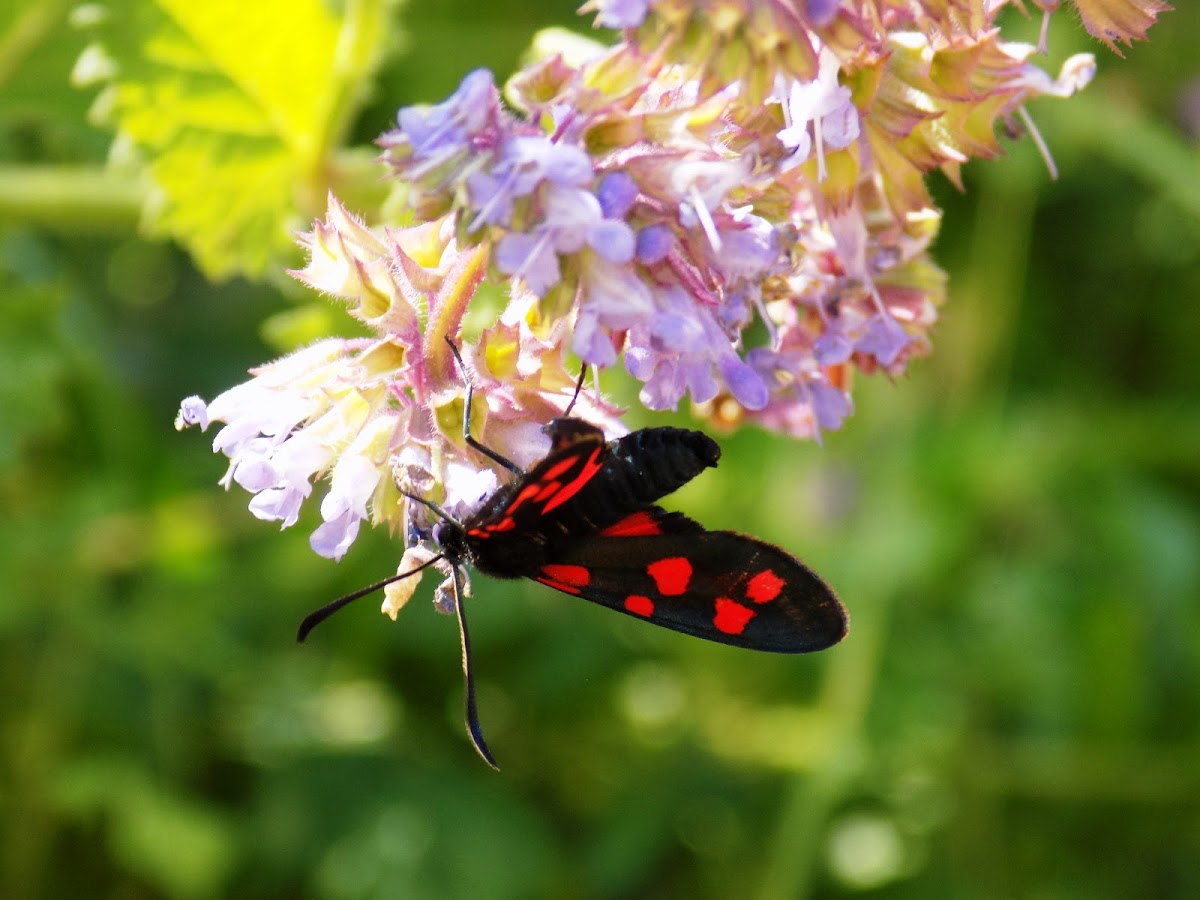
[0,242,70,468]
[54,754,238,899]
[79,0,395,280]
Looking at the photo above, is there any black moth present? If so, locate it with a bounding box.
[298,341,847,768]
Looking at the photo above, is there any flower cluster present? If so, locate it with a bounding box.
[179,0,1166,578]
[376,1,1109,435]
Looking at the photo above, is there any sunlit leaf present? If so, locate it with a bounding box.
[76,0,393,279]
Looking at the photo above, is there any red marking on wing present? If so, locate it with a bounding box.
[540,447,604,514]
[537,576,580,595]
[487,516,516,533]
[541,455,581,481]
[504,481,543,515]
[713,598,755,635]
[647,557,692,596]
[599,510,663,537]
[624,595,655,618]
[745,569,784,604]
[533,480,561,503]
[540,564,591,588]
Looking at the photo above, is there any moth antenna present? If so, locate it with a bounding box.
[450,565,499,769]
[561,361,587,419]
[443,336,521,475]
[295,554,446,642]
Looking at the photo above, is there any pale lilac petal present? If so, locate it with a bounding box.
[543,184,602,253]
[814,325,854,365]
[714,216,779,280]
[495,232,560,295]
[623,340,655,381]
[683,359,720,405]
[579,255,653,329]
[443,459,500,513]
[785,53,847,123]
[231,449,282,493]
[857,313,912,367]
[320,454,382,521]
[542,142,594,187]
[720,355,769,410]
[573,307,619,367]
[589,218,636,263]
[650,311,706,352]
[506,138,593,194]
[397,68,496,154]
[465,170,514,227]
[806,0,840,25]
[270,432,331,491]
[175,396,209,430]
[594,0,648,28]
[822,101,860,149]
[310,509,361,560]
[810,380,852,432]
[639,359,685,410]
[249,486,308,527]
[596,171,639,219]
[636,225,673,264]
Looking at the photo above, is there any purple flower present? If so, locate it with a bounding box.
[777,49,860,180]
[468,136,595,230]
[745,347,852,441]
[635,225,673,264]
[625,286,768,410]
[596,171,639,219]
[574,254,654,365]
[856,311,913,368]
[496,180,636,294]
[813,322,854,366]
[805,0,840,26]
[495,231,560,295]
[592,0,648,29]
[395,68,498,161]
[711,212,781,282]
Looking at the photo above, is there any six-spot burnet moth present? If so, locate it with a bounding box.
[297,339,848,768]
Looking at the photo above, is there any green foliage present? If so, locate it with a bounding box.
[2,2,1198,899]
[75,0,394,279]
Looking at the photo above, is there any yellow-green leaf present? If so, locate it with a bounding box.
[78,0,395,280]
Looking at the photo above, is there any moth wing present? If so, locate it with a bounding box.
[534,509,847,653]
[464,423,609,537]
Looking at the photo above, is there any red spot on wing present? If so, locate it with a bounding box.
[647,557,692,596]
[713,598,755,635]
[745,569,785,604]
[488,516,516,532]
[540,564,590,588]
[599,510,663,537]
[540,447,604,514]
[624,595,655,618]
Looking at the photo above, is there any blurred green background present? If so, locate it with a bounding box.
[2,2,1198,898]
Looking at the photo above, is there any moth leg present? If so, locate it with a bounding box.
[443,337,521,475]
[562,361,587,418]
[399,489,459,527]
[451,565,500,770]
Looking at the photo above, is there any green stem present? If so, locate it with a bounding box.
[0,166,142,233]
